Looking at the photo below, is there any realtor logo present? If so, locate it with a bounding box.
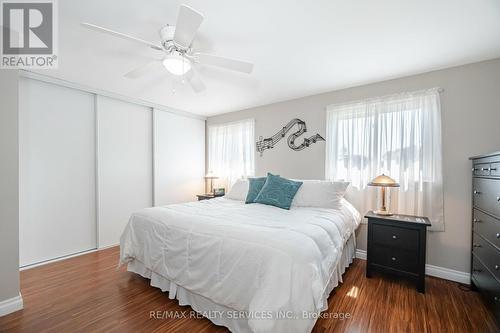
[1,0,58,68]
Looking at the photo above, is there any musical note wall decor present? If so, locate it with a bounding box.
[256,118,325,156]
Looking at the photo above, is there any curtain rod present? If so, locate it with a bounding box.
[326,87,444,110]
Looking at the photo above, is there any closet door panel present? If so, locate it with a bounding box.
[154,110,205,205]
[19,78,96,266]
[97,96,153,248]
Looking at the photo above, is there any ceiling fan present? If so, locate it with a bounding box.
[81,4,254,93]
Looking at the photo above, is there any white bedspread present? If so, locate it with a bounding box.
[119,198,360,333]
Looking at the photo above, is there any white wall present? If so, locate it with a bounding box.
[0,70,21,311]
[207,58,500,273]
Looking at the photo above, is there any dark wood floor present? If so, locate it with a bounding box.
[0,246,497,333]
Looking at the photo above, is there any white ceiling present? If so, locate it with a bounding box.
[39,0,500,116]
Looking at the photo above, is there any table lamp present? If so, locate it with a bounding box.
[204,172,218,195]
[368,174,400,216]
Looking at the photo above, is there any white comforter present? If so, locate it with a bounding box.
[120,198,360,333]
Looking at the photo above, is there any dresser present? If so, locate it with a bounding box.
[470,151,500,323]
[365,211,431,293]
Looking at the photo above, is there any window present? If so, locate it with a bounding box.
[208,119,255,188]
[325,88,444,230]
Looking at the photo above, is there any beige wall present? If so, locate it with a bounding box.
[0,70,20,302]
[207,58,500,273]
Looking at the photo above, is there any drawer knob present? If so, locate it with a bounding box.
[495,265,499,270]
[495,296,499,302]
[473,244,482,248]
[497,233,500,239]
[391,256,397,261]
[392,235,398,240]
[474,190,481,195]
[473,218,481,223]
[497,197,500,202]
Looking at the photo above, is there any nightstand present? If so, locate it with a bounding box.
[365,211,431,293]
[196,193,224,201]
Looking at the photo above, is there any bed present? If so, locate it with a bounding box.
[119,195,360,333]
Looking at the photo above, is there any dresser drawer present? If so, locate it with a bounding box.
[474,209,500,250]
[491,162,500,177]
[473,178,500,217]
[371,223,419,251]
[473,232,500,282]
[370,245,419,274]
[474,163,492,176]
[472,255,500,318]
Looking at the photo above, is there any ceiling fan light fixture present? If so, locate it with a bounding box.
[162,52,191,76]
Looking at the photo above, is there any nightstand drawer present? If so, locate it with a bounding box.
[370,245,419,274]
[372,223,419,251]
[473,232,500,282]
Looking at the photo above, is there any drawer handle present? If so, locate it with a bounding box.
[473,244,482,248]
[495,265,499,270]
[391,256,397,261]
[473,269,482,272]
[496,233,500,239]
[491,168,498,171]
[482,167,490,171]
[472,168,479,172]
[497,197,500,202]
[473,218,481,223]
[392,235,398,240]
[474,190,481,195]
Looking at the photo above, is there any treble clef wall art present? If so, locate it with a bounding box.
[256,118,325,156]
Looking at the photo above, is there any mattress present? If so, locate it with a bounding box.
[120,197,361,333]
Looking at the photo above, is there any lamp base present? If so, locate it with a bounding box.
[374,209,393,216]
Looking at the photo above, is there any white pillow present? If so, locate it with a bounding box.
[291,180,350,209]
[225,179,249,201]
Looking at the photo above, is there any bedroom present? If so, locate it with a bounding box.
[1,0,500,332]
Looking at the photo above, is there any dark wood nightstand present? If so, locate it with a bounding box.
[365,211,431,293]
[196,193,224,201]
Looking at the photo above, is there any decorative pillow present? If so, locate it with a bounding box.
[254,174,303,210]
[245,177,267,204]
[291,180,350,209]
[225,179,249,201]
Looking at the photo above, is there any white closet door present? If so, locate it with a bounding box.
[19,78,97,266]
[97,96,153,248]
[154,110,205,205]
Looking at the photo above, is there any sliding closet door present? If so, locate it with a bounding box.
[154,110,205,205]
[97,96,153,248]
[19,78,97,266]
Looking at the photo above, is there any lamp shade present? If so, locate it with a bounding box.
[204,171,218,179]
[368,174,399,187]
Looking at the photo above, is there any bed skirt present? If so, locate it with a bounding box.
[127,233,357,333]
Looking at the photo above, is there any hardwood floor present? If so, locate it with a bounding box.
[0,246,497,333]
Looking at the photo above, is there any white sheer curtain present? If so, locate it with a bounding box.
[208,119,255,189]
[325,88,444,231]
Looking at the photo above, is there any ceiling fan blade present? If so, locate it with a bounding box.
[173,5,204,49]
[81,23,163,51]
[195,53,253,74]
[185,69,206,93]
[124,60,161,79]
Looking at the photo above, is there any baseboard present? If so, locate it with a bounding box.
[0,293,23,317]
[355,249,470,285]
